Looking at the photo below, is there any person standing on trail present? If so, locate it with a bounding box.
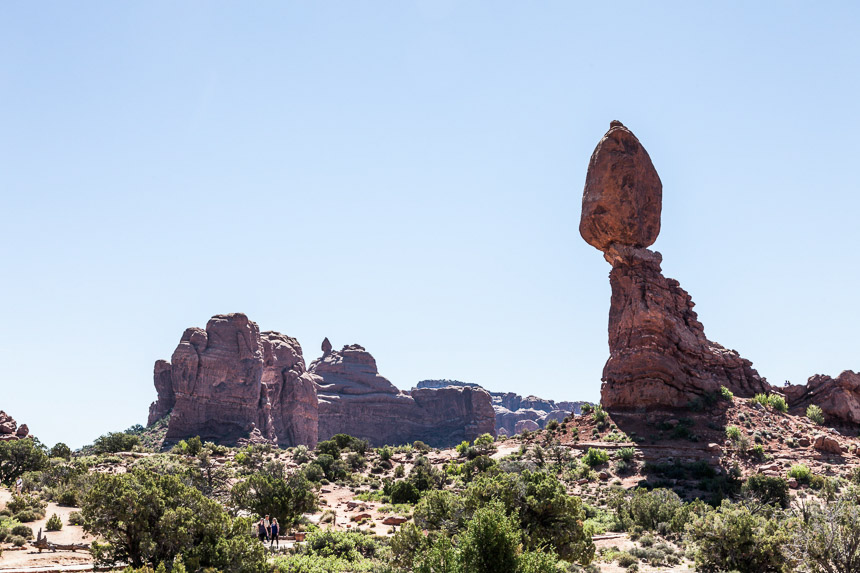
[270,518,279,548]
[16,477,23,494]
[257,518,267,543]
[264,514,271,541]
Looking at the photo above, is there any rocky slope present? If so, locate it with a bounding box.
[148,313,319,447]
[580,121,770,409]
[0,410,29,441]
[310,344,496,447]
[416,379,589,435]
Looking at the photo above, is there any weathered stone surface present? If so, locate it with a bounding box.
[0,411,28,440]
[311,344,496,447]
[580,121,662,252]
[813,434,842,454]
[580,122,770,409]
[0,411,16,434]
[149,313,319,447]
[382,516,408,526]
[784,371,860,425]
[514,419,540,434]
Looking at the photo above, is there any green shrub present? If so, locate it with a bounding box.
[49,443,72,460]
[92,432,140,454]
[618,448,635,462]
[46,513,63,531]
[303,529,381,561]
[10,534,27,547]
[583,448,609,467]
[472,433,496,456]
[720,386,734,401]
[68,510,84,526]
[807,405,825,425]
[788,464,812,485]
[687,500,793,572]
[751,393,770,407]
[592,405,608,426]
[726,425,742,442]
[6,493,46,514]
[457,501,521,573]
[768,394,788,412]
[742,475,789,508]
[14,509,41,522]
[0,438,49,483]
[546,419,559,432]
[388,480,420,504]
[11,524,33,539]
[616,551,638,567]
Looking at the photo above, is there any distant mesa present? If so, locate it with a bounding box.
[416,380,590,436]
[0,410,30,441]
[310,346,496,446]
[148,314,495,448]
[581,121,771,408]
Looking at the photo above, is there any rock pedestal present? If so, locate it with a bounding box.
[580,122,770,409]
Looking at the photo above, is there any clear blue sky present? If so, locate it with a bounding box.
[2,2,858,448]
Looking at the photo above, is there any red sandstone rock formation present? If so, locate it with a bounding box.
[310,342,496,447]
[581,122,770,409]
[0,411,29,440]
[148,314,319,447]
[784,371,860,425]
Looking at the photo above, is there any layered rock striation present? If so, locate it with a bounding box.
[581,122,770,409]
[148,314,319,447]
[785,371,860,425]
[311,345,496,447]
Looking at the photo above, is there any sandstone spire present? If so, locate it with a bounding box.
[582,122,770,408]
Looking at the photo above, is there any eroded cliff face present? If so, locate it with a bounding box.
[310,343,496,447]
[581,122,770,409]
[148,314,319,447]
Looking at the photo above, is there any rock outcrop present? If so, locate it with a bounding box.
[784,371,860,425]
[581,122,770,409]
[416,380,590,435]
[0,411,29,440]
[148,316,498,448]
[148,314,319,447]
[311,345,496,447]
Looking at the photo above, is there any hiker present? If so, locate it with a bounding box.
[257,518,267,542]
[264,514,271,541]
[270,518,279,548]
[15,477,23,494]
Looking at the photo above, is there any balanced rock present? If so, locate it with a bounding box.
[784,371,860,425]
[580,121,662,252]
[310,343,495,447]
[581,122,770,409]
[148,313,319,447]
